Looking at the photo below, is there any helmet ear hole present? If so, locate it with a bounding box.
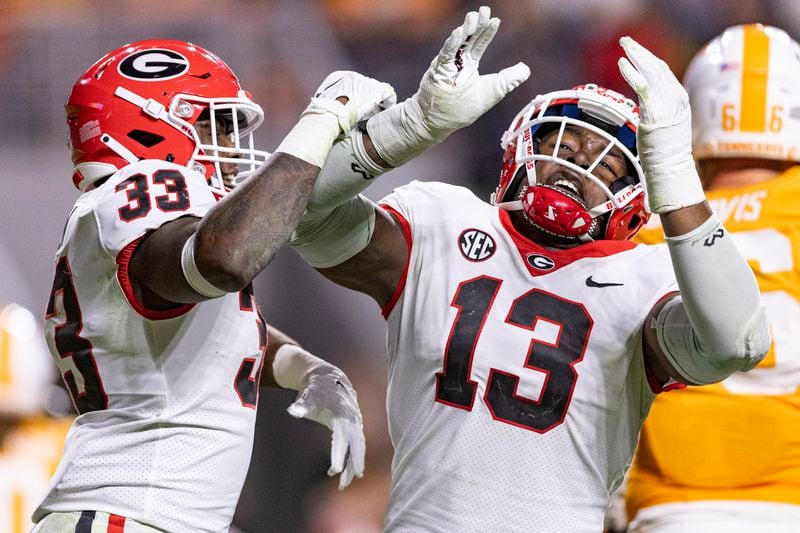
[127,130,165,148]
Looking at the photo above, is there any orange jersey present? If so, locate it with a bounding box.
[0,417,72,533]
[626,166,800,518]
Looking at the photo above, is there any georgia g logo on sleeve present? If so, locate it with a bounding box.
[118,50,189,81]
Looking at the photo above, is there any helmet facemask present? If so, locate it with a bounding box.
[174,92,269,190]
[494,85,649,242]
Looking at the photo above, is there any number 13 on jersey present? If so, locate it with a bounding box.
[435,276,593,433]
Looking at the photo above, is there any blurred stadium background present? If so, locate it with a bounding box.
[1,0,798,531]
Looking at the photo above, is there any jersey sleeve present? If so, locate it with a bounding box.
[92,160,221,257]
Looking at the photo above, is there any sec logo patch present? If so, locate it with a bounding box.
[458,229,496,262]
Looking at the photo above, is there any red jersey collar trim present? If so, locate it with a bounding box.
[498,208,636,276]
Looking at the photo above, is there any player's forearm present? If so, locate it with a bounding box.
[658,201,712,237]
[194,153,318,292]
[657,207,770,384]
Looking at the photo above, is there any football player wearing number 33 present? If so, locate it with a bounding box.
[287,6,770,532]
[33,37,399,533]
[625,24,800,532]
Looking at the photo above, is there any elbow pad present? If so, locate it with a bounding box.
[290,195,376,268]
[654,297,770,385]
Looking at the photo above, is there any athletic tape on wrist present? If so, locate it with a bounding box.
[275,110,341,168]
[180,234,227,298]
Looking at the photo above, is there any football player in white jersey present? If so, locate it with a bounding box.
[285,6,770,532]
[33,39,398,532]
[624,24,800,533]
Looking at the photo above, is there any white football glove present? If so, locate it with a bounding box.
[311,70,397,138]
[366,5,530,167]
[618,36,705,214]
[273,344,365,490]
[276,71,395,169]
[303,72,397,213]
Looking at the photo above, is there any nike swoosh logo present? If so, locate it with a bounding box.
[585,275,624,288]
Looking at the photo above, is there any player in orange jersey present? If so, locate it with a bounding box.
[0,302,72,533]
[626,24,800,532]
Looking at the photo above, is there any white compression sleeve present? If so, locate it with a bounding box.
[307,129,390,213]
[290,195,376,269]
[654,215,770,384]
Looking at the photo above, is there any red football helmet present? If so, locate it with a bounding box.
[65,39,269,191]
[493,84,649,242]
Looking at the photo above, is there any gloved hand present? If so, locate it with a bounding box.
[276,71,395,169]
[287,364,365,489]
[309,70,397,138]
[618,36,705,214]
[273,344,365,490]
[299,71,398,213]
[366,5,530,167]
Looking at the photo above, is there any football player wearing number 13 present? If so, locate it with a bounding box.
[32,40,397,532]
[287,7,770,532]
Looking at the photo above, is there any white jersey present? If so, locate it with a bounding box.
[379,182,678,532]
[36,160,267,533]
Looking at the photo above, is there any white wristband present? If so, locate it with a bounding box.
[272,343,326,391]
[180,234,227,298]
[636,111,706,214]
[366,97,439,168]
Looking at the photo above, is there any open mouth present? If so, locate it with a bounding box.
[553,179,580,196]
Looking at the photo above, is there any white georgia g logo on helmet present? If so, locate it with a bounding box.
[118,49,189,81]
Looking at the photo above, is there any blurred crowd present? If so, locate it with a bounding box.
[1,0,797,531]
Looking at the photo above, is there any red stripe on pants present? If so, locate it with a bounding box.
[107,514,126,533]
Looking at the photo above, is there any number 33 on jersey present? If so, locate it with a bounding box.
[40,160,267,531]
